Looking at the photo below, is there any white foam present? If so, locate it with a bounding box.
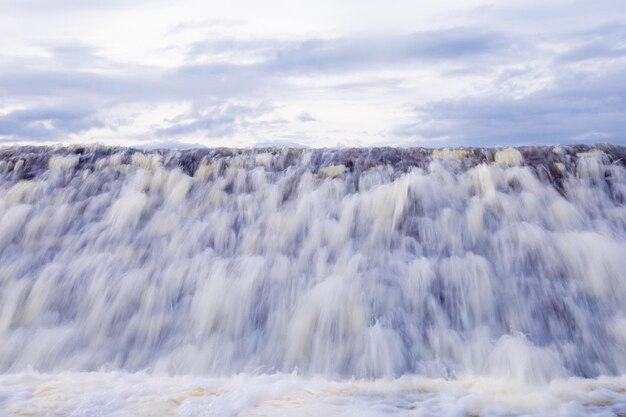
[494,148,524,166]
[320,164,346,178]
[432,148,471,159]
[0,372,625,417]
[487,335,565,383]
[131,152,162,170]
[106,191,149,230]
[48,155,79,171]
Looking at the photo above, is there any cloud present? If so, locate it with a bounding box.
[0,28,515,103]
[0,0,161,12]
[187,28,511,73]
[1,15,626,147]
[0,68,150,101]
[0,28,504,104]
[297,112,316,122]
[553,21,626,62]
[396,69,626,146]
[156,102,273,137]
[0,27,512,145]
[0,105,103,141]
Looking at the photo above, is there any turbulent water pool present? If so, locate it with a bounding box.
[1,372,626,416]
[0,145,625,416]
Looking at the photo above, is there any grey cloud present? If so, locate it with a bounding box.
[0,69,150,100]
[188,28,512,74]
[569,21,626,41]
[397,70,626,146]
[1,27,512,103]
[0,59,265,104]
[47,43,108,68]
[0,105,103,140]
[187,38,281,58]
[559,44,626,62]
[156,102,273,138]
[2,21,626,146]
[298,112,316,122]
[557,21,626,62]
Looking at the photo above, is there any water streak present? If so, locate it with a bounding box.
[0,144,625,382]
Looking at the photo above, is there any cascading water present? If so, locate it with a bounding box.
[0,144,625,416]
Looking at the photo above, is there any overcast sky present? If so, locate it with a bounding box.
[0,0,625,148]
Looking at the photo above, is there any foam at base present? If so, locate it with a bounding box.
[1,372,625,417]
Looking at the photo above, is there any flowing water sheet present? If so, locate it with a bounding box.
[0,145,625,416]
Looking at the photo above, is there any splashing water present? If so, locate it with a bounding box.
[0,144,625,416]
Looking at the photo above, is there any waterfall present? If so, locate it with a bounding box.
[0,144,625,383]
